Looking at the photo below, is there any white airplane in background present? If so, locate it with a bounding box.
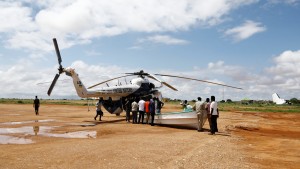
[272,93,286,105]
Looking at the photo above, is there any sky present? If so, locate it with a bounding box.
[0,0,300,101]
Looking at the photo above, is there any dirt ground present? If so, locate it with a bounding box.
[0,103,299,169]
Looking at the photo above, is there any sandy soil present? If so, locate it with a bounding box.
[0,104,299,169]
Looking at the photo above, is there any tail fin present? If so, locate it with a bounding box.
[65,68,89,98]
[272,93,286,104]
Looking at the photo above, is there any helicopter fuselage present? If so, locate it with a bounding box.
[65,67,158,114]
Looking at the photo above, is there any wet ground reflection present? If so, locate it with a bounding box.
[0,114,21,116]
[0,135,34,144]
[0,120,97,144]
[1,119,56,125]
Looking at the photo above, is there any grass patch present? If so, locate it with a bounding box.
[219,102,300,113]
[0,98,93,106]
[1,98,300,113]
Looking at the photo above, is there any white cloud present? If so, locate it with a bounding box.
[85,50,102,56]
[267,0,299,5]
[128,46,142,50]
[0,59,52,98]
[0,1,36,32]
[244,50,300,99]
[3,0,300,101]
[207,61,257,82]
[138,35,189,45]
[1,53,300,100]
[0,0,258,51]
[266,50,300,78]
[224,20,266,42]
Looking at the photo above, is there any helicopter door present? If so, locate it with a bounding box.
[102,98,123,115]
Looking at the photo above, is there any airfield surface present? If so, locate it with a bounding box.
[0,103,299,169]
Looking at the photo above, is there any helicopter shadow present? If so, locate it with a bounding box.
[83,119,126,125]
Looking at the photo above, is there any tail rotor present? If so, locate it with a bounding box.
[47,38,64,96]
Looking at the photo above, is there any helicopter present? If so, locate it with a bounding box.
[48,38,242,115]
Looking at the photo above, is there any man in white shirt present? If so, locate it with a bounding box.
[138,98,145,124]
[209,96,219,135]
[131,99,138,124]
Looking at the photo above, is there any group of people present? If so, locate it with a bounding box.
[94,96,164,126]
[193,95,219,135]
[34,94,218,134]
[125,97,164,126]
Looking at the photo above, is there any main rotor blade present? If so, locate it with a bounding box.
[155,74,243,90]
[87,75,134,89]
[53,38,62,66]
[47,74,60,96]
[147,74,162,83]
[162,82,178,91]
[147,74,178,91]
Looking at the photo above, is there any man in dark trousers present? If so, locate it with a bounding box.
[94,97,104,121]
[209,96,219,135]
[33,96,40,115]
[124,98,132,122]
[149,98,155,126]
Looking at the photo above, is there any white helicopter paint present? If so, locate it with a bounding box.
[51,67,164,115]
[65,67,142,99]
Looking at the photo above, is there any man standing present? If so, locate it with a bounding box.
[138,97,145,124]
[94,97,104,121]
[154,97,164,114]
[193,97,205,132]
[124,98,132,122]
[210,96,219,135]
[144,99,150,124]
[33,96,40,115]
[205,98,212,131]
[131,99,138,124]
[149,98,155,126]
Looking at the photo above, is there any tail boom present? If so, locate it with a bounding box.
[65,67,99,98]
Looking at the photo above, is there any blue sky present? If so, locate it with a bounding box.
[0,0,299,101]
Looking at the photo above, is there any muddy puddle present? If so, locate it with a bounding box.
[0,119,97,144]
[0,135,34,144]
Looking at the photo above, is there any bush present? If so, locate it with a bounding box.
[226,99,233,103]
[290,98,299,104]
